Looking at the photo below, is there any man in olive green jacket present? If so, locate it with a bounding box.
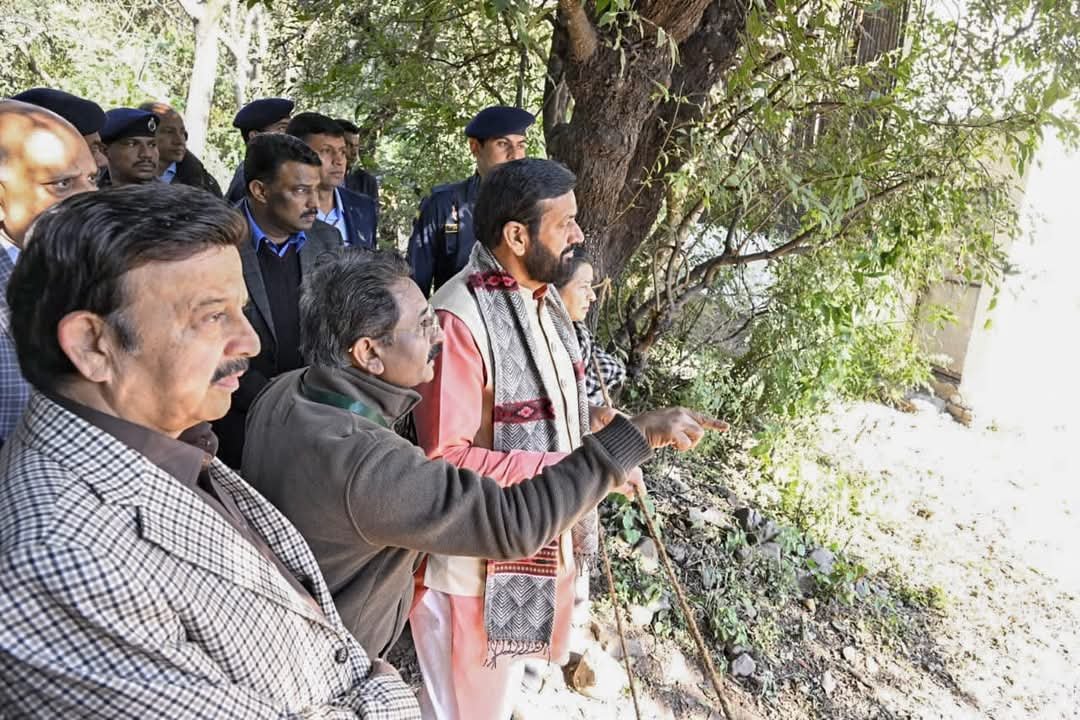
[242,251,725,659]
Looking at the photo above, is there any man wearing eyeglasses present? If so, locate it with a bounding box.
[241,250,727,663]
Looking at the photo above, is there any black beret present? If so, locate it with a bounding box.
[232,98,295,132]
[11,87,106,136]
[464,106,535,139]
[101,108,159,144]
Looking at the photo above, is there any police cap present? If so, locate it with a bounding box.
[101,108,159,144]
[464,106,534,140]
[11,88,106,136]
[233,98,295,132]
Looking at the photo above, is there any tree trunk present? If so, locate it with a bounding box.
[545,1,750,284]
[183,1,223,157]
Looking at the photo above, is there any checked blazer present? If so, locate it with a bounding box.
[0,393,421,719]
[0,251,30,444]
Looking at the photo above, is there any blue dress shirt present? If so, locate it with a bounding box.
[316,189,349,246]
[243,202,307,258]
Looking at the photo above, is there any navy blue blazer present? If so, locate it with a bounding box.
[224,165,246,206]
[336,186,378,249]
[406,174,481,297]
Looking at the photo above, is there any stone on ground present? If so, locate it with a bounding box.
[633,537,660,573]
[821,669,837,695]
[752,541,781,565]
[565,647,627,700]
[808,547,836,575]
[730,653,757,678]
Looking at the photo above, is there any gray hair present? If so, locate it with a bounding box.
[299,249,412,368]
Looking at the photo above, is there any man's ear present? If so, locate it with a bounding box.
[468,137,482,160]
[56,311,117,384]
[248,179,269,205]
[502,221,529,258]
[348,336,386,376]
[0,182,7,229]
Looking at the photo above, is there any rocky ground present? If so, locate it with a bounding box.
[392,397,1079,719]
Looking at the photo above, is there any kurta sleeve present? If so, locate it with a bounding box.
[413,311,567,485]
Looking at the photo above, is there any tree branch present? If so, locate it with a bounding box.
[415,48,504,70]
[14,42,58,86]
[502,14,529,107]
[639,0,717,44]
[690,172,933,286]
[175,0,205,23]
[558,0,596,62]
[616,170,933,353]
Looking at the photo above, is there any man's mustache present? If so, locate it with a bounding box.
[212,358,250,383]
[428,343,443,362]
[301,210,318,219]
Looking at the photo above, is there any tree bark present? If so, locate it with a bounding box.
[180,0,224,157]
[546,0,750,284]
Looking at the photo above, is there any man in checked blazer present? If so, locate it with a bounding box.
[211,132,342,468]
[0,99,99,445]
[0,184,420,718]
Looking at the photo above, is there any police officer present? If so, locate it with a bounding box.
[224,98,295,205]
[11,88,108,173]
[100,108,160,187]
[406,106,533,297]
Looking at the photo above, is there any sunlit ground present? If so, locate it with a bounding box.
[818,134,1080,717]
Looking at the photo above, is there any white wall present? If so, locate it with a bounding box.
[960,131,1080,433]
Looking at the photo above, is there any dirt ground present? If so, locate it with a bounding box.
[415,398,1080,719]
[810,399,1080,719]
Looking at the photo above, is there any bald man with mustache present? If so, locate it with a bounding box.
[0,100,98,443]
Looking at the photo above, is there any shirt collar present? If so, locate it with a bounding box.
[317,188,344,221]
[160,162,178,183]
[243,200,307,257]
[48,393,214,490]
[516,283,548,302]
[303,364,421,427]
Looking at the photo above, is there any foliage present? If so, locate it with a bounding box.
[605,492,657,546]
[286,0,552,247]
[4,0,1078,422]
[0,0,287,182]
[596,439,952,698]
[1,0,191,108]
[607,0,1074,420]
